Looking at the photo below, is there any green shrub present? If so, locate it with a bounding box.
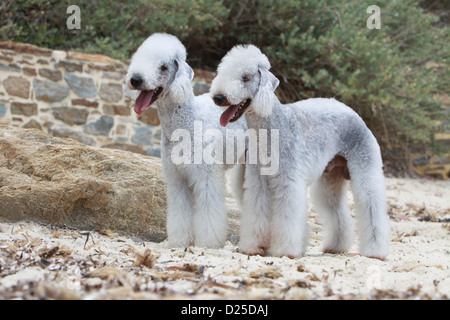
[1,0,448,171]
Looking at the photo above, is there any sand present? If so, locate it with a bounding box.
[0,177,449,300]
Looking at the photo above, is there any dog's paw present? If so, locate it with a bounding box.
[268,247,306,259]
[323,248,349,255]
[167,235,193,249]
[239,245,268,256]
[360,245,388,261]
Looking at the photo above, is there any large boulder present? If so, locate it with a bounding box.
[0,125,167,241]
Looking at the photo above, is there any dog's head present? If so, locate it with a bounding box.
[210,45,279,127]
[126,33,194,115]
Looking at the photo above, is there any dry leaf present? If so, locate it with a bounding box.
[393,230,419,242]
[306,273,321,282]
[39,246,59,259]
[86,267,124,280]
[296,263,308,272]
[249,268,282,279]
[52,230,64,238]
[98,229,118,238]
[133,248,159,268]
[36,284,81,300]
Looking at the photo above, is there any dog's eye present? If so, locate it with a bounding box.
[160,64,168,72]
[242,75,250,83]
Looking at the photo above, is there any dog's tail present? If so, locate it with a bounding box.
[347,132,390,259]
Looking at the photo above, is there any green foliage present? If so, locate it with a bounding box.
[1,0,448,168]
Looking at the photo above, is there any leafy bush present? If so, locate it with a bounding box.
[1,0,448,172]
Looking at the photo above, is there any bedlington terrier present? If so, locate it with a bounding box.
[126,33,247,249]
[210,45,390,259]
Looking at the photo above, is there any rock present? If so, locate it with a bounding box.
[152,129,161,141]
[102,71,126,80]
[0,125,167,242]
[3,76,30,98]
[436,138,450,150]
[22,119,42,130]
[67,51,117,64]
[102,142,147,155]
[146,147,161,158]
[55,61,83,73]
[432,156,449,165]
[38,68,62,82]
[115,124,127,136]
[131,126,152,145]
[83,115,114,136]
[102,104,131,116]
[412,155,430,166]
[23,67,37,76]
[0,104,7,117]
[64,73,97,98]
[0,63,21,73]
[52,106,89,125]
[193,82,210,95]
[37,59,49,65]
[10,102,38,116]
[33,79,70,102]
[48,126,95,146]
[99,83,123,102]
[71,99,98,108]
[138,107,160,126]
[0,41,52,57]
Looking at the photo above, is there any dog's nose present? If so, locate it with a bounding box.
[130,76,143,88]
[213,94,226,106]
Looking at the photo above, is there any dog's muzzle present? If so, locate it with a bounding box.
[213,94,230,107]
[130,76,143,89]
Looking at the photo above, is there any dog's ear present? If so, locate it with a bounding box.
[175,59,194,81]
[252,68,279,118]
[259,68,279,91]
[170,59,194,104]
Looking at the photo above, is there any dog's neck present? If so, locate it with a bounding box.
[155,90,196,137]
[245,98,284,130]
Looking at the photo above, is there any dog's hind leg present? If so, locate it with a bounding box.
[191,169,228,248]
[311,167,354,254]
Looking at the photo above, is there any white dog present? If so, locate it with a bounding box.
[126,33,247,248]
[210,45,390,259]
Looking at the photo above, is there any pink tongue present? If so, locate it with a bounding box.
[220,104,240,127]
[134,90,154,115]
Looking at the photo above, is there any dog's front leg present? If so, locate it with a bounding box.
[269,178,309,258]
[239,165,271,256]
[165,174,194,248]
[191,168,227,248]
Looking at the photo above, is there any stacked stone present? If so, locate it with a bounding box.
[0,42,214,159]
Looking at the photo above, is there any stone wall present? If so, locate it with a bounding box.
[0,41,214,158]
[0,41,448,179]
[408,93,450,180]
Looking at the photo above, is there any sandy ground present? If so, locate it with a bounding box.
[0,177,449,300]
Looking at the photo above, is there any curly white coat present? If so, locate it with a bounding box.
[211,45,390,259]
[126,34,246,248]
